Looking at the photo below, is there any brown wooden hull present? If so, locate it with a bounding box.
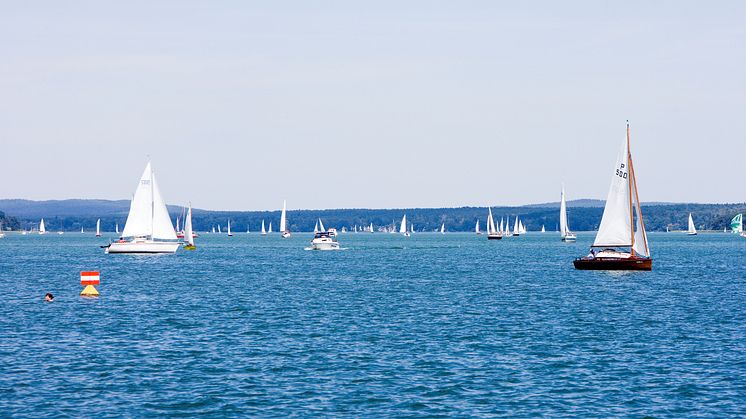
[573,257,652,271]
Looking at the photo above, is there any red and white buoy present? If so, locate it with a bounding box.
[80,271,100,297]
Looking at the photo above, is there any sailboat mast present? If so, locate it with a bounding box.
[626,122,636,255]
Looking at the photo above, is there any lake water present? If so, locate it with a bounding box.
[1,232,745,416]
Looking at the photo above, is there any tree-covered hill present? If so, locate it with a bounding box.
[1,199,744,233]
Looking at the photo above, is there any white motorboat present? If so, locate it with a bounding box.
[309,231,340,250]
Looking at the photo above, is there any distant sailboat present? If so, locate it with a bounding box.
[115,223,119,234]
[96,219,101,237]
[731,214,743,234]
[184,203,196,250]
[280,200,290,238]
[400,215,409,237]
[560,185,577,242]
[369,222,374,233]
[218,225,222,234]
[512,217,520,237]
[211,226,216,234]
[687,213,697,235]
[574,122,651,270]
[261,220,267,235]
[440,223,445,234]
[227,219,233,236]
[268,222,273,234]
[81,226,84,234]
[541,225,546,233]
[105,162,179,254]
[39,218,46,235]
[410,223,414,234]
[519,219,526,234]
[475,219,481,235]
[314,220,319,233]
[487,208,501,240]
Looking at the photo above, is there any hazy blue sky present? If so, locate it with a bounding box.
[1,1,743,210]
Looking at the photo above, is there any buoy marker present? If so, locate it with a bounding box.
[80,271,100,297]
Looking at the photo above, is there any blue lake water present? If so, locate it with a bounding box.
[1,232,745,416]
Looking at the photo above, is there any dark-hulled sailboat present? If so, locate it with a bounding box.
[574,122,651,271]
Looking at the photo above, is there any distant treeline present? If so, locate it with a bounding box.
[0,210,20,231]
[5,203,746,233]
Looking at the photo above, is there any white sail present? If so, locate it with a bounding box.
[175,217,180,233]
[39,218,46,234]
[261,220,266,235]
[487,208,496,234]
[513,217,519,235]
[115,223,119,234]
[440,223,445,234]
[410,223,414,233]
[687,213,697,234]
[519,220,526,234]
[314,221,319,233]
[268,222,272,233]
[541,225,546,233]
[560,184,571,237]
[212,226,216,233]
[280,200,287,233]
[593,135,632,247]
[120,162,176,240]
[227,219,232,235]
[81,226,84,233]
[399,215,407,234]
[319,218,326,232]
[218,225,221,234]
[184,204,194,246]
[592,123,649,257]
[96,219,101,236]
[475,220,480,234]
[499,217,504,234]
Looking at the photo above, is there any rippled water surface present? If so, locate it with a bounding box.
[1,232,745,416]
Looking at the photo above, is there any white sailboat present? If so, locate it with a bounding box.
[410,223,414,234]
[115,223,119,234]
[369,222,374,233]
[211,226,216,234]
[574,122,651,270]
[261,220,267,235]
[218,224,222,234]
[105,162,179,254]
[318,218,326,232]
[519,219,527,234]
[314,221,319,233]
[268,222,273,233]
[687,213,697,235]
[487,208,501,240]
[96,219,101,237]
[440,223,445,234]
[184,203,196,250]
[399,215,409,237]
[512,217,520,236]
[560,185,577,241]
[280,200,290,238]
[475,220,481,235]
[39,219,46,235]
[227,219,233,236]
[541,225,546,233]
[81,226,84,233]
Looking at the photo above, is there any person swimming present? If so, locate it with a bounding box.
[44,293,54,302]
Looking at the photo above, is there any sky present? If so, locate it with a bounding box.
[0,1,743,210]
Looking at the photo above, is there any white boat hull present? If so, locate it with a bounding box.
[310,238,340,250]
[562,234,577,242]
[106,240,180,254]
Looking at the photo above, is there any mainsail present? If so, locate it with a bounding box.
[399,215,407,234]
[731,214,743,233]
[687,213,697,234]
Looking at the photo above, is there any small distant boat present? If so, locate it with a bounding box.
[268,222,273,234]
[328,228,338,237]
[687,213,697,236]
[227,219,233,236]
[519,219,527,234]
[440,223,445,234]
[475,220,481,235]
[560,185,577,242]
[115,223,119,234]
[512,217,520,237]
[81,226,84,234]
[574,122,651,270]
[541,225,546,233]
[309,230,340,250]
[410,223,414,234]
[260,220,267,235]
[400,215,410,237]
[39,218,46,235]
[218,224,222,234]
[487,208,501,240]
[211,226,216,233]
[280,200,290,238]
[183,203,196,250]
[105,162,180,254]
[369,222,374,233]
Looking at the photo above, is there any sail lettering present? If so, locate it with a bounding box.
[615,163,627,179]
